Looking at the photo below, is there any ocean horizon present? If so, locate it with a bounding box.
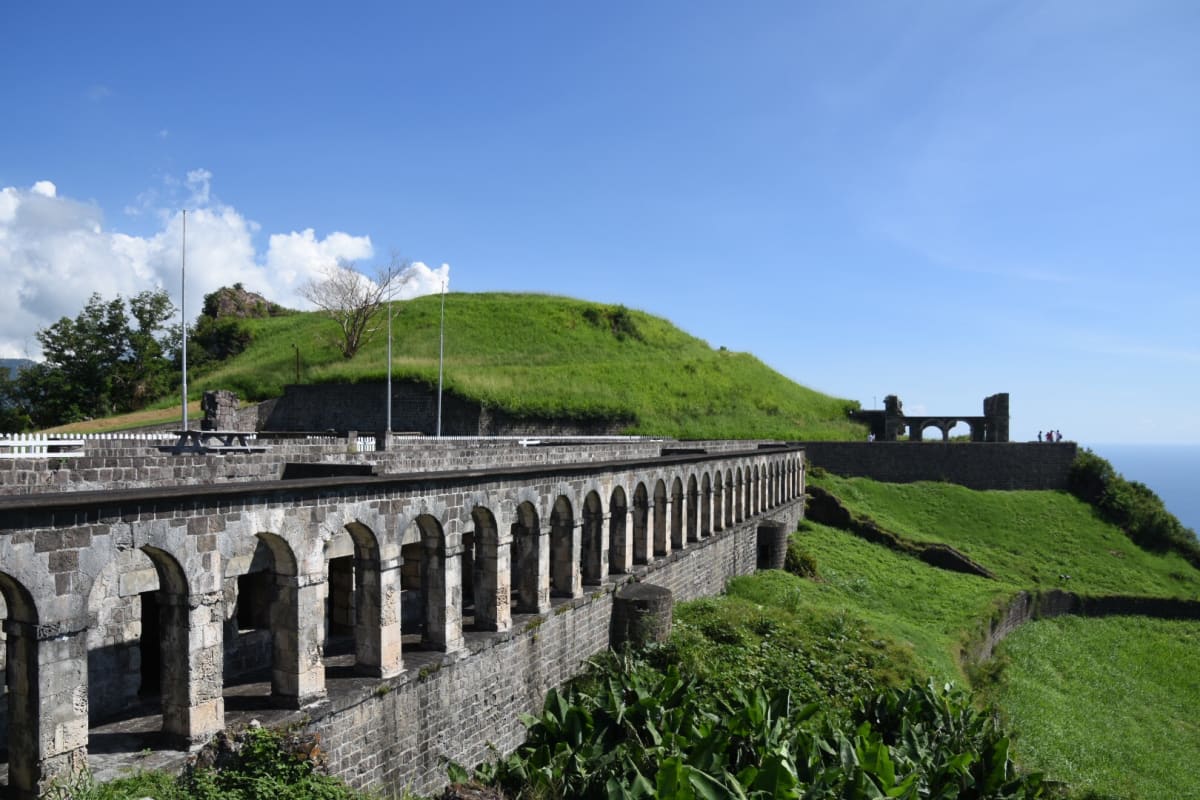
[1086,443,1200,534]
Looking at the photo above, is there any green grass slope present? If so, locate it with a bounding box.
[794,476,1200,798]
[189,292,862,439]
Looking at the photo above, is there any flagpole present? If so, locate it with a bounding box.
[436,279,446,437]
[181,210,188,431]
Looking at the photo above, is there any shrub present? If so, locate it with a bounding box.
[784,539,819,579]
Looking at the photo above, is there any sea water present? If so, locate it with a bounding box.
[1087,443,1200,534]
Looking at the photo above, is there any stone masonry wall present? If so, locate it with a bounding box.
[263,382,631,436]
[0,439,773,496]
[309,498,803,796]
[798,442,1078,491]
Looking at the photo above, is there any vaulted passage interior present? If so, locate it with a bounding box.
[0,446,804,798]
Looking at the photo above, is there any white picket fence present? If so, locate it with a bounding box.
[0,433,88,458]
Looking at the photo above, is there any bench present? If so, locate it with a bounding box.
[167,430,266,455]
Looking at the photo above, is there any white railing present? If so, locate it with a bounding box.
[0,433,86,458]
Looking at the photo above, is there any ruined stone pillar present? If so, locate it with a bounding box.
[355,559,404,678]
[423,542,464,652]
[757,521,789,571]
[474,538,513,633]
[609,583,673,651]
[535,526,552,611]
[271,574,326,707]
[3,619,88,799]
[597,512,611,584]
[158,591,224,747]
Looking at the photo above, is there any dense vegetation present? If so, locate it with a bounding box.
[1067,447,1200,567]
[44,291,862,440]
[47,726,376,800]
[462,470,1200,799]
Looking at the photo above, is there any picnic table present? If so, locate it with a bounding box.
[169,430,266,455]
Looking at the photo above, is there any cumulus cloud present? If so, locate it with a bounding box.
[0,175,449,360]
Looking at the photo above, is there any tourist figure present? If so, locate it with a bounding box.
[1037,431,1043,442]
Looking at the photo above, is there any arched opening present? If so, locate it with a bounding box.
[403,515,461,652]
[609,487,630,573]
[725,469,735,528]
[685,475,700,542]
[653,480,669,556]
[461,528,477,626]
[0,573,37,797]
[581,491,605,586]
[324,522,394,677]
[751,466,760,516]
[470,506,510,632]
[510,501,543,613]
[944,421,972,441]
[670,477,685,550]
[550,496,579,598]
[632,483,650,565]
[701,473,714,535]
[86,549,162,729]
[768,463,778,507]
[735,467,744,523]
[225,532,322,708]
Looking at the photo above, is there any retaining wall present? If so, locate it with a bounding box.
[798,441,1078,491]
[310,499,802,795]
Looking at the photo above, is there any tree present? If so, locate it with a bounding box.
[299,257,414,359]
[17,289,179,427]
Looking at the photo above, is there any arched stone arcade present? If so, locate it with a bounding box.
[0,445,804,795]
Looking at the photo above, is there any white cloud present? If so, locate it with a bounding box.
[398,262,450,298]
[0,175,450,360]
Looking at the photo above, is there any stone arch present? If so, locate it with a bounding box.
[653,479,670,557]
[85,548,160,729]
[632,482,651,565]
[469,505,511,632]
[748,465,758,516]
[701,472,714,535]
[510,500,545,613]
[324,520,401,677]
[0,572,39,798]
[684,474,699,542]
[581,491,605,586]
[609,486,631,574]
[138,545,223,745]
[725,468,735,528]
[404,514,462,652]
[550,495,580,598]
[735,467,745,522]
[670,476,686,550]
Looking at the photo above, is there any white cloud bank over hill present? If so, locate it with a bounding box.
[0,173,449,359]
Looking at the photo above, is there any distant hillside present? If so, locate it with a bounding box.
[1,357,33,377]
[184,292,863,440]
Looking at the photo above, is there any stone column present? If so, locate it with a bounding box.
[3,619,89,799]
[474,538,513,632]
[687,488,700,542]
[423,541,465,652]
[158,591,224,747]
[609,507,632,574]
[355,558,404,678]
[271,573,326,707]
[551,517,582,598]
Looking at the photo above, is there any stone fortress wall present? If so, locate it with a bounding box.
[0,441,803,798]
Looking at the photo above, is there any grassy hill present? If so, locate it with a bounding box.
[68,292,864,439]
[663,474,1200,799]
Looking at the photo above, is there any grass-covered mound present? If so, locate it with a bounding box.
[60,293,862,440]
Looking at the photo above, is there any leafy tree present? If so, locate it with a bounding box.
[299,257,414,359]
[17,289,179,427]
[0,366,33,431]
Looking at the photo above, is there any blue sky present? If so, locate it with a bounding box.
[2,1,1197,443]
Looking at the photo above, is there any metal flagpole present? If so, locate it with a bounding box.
[181,210,188,431]
[436,279,446,437]
[386,286,393,437]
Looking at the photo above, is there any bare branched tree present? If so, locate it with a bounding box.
[299,256,413,359]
